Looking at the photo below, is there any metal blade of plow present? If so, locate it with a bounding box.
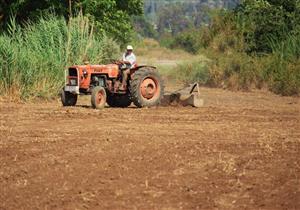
[161,83,204,107]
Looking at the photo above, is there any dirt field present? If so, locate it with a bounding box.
[0,87,299,210]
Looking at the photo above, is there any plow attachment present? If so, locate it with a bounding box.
[161,83,204,107]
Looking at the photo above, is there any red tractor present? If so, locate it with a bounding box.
[61,61,164,109]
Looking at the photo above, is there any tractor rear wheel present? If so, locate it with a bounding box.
[91,86,107,109]
[130,68,164,108]
[61,89,77,106]
[107,94,132,108]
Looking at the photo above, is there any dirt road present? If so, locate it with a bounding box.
[1,88,299,209]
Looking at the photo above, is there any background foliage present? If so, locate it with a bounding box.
[0,15,120,99]
[0,0,299,98]
[0,0,142,99]
[145,0,300,96]
[0,0,143,44]
[231,0,300,95]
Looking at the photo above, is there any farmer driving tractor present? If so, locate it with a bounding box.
[61,43,165,109]
[120,45,136,90]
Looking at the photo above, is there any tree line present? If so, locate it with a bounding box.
[170,0,300,96]
[0,0,143,44]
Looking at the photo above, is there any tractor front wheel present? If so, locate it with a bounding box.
[91,86,107,109]
[130,68,164,108]
[61,89,77,106]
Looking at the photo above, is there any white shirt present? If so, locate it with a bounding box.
[122,52,136,67]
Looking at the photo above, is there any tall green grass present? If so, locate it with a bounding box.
[266,34,300,95]
[171,13,300,96]
[174,61,210,85]
[0,15,120,99]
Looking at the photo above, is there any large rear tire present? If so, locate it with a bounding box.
[107,94,132,108]
[91,86,107,109]
[61,89,77,106]
[130,68,164,108]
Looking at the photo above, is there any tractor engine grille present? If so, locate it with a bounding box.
[69,78,78,86]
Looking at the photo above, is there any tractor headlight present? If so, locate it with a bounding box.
[69,78,77,86]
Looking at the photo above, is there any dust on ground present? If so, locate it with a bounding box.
[1,87,299,209]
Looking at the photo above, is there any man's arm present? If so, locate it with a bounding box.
[122,53,126,61]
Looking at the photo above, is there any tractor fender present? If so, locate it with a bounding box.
[130,65,157,77]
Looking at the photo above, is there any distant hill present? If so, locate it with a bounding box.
[144,0,240,22]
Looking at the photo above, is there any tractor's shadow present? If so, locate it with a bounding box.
[75,105,138,109]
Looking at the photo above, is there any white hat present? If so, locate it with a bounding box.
[127,45,133,50]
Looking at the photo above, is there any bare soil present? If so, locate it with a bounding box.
[0,87,299,210]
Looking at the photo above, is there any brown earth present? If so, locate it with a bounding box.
[0,87,299,210]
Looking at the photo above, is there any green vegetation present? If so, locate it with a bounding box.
[0,0,143,100]
[139,0,239,39]
[168,0,300,96]
[175,61,210,86]
[0,0,143,44]
[0,15,119,99]
[0,0,299,100]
